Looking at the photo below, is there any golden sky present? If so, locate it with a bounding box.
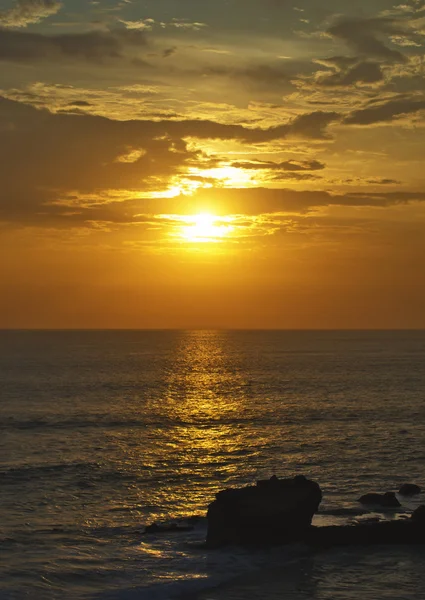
[1,0,425,328]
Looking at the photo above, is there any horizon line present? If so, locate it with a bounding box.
[1,328,425,332]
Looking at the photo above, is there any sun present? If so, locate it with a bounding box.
[180,213,234,243]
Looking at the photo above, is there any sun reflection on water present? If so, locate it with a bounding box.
[111,331,265,522]
[163,331,246,420]
[152,331,253,514]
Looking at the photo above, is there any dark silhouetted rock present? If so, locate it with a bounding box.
[206,474,322,547]
[306,506,425,547]
[144,522,193,535]
[358,492,401,507]
[399,483,421,496]
[412,505,425,525]
[144,522,160,534]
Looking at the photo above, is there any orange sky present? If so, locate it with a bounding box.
[1,0,425,328]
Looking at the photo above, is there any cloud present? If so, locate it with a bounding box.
[0,96,341,226]
[285,110,338,139]
[229,159,325,171]
[0,0,62,28]
[6,185,422,229]
[337,177,402,186]
[327,17,409,63]
[67,100,93,107]
[365,178,402,185]
[0,27,148,63]
[131,188,425,223]
[0,82,171,122]
[205,59,313,91]
[207,63,292,88]
[3,93,417,229]
[185,187,423,216]
[316,60,384,87]
[169,18,207,30]
[344,94,425,125]
[119,17,206,31]
[119,18,155,31]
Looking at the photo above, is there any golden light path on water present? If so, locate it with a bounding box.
[140,331,258,519]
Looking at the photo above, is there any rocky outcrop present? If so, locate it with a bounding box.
[358,492,401,507]
[398,483,421,496]
[206,474,322,547]
[307,505,425,547]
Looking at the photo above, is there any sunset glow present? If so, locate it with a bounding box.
[1,0,425,328]
[179,213,235,243]
[188,165,255,188]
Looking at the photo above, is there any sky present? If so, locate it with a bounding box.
[1,0,425,329]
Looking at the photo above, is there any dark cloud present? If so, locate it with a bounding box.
[1,108,422,232]
[162,46,177,58]
[339,177,402,185]
[286,110,338,139]
[207,63,291,87]
[7,187,420,228]
[0,94,411,228]
[230,159,325,171]
[106,108,338,143]
[365,178,402,185]
[317,60,384,87]
[67,100,93,107]
[0,96,339,225]
[327,17,408,63]
[268,172,320,181]
[0,27,148,63]
[126,187,424,220]
[345,95,425,125]
[204,59,315,92]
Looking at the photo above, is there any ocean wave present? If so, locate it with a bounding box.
[0,461,147,486]
[0,461,102,478]
[0,417,160,431]
[0,414,287,432]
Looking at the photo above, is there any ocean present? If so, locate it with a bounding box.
[1,330,425,600]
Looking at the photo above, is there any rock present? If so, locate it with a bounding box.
[307,517,425,547]
[411,505,425,525]
[399,483,421,496]
[144,522,193,534]
[144,522,160,534]
[358,492,401,507]
[308,506,425,547]
[206,474,322,547]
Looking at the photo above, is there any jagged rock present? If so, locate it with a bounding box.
[358,492,401,507]
[206,474,322,547]
[399,483,421,496]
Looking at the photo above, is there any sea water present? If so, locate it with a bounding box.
[1,330,425,599]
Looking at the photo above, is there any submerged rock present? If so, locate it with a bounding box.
[143,522,194,535]
[399,483,421,496]
[358,492,401,507]
[206,474,322,547]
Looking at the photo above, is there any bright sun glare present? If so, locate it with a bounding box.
[181,213,234,243]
